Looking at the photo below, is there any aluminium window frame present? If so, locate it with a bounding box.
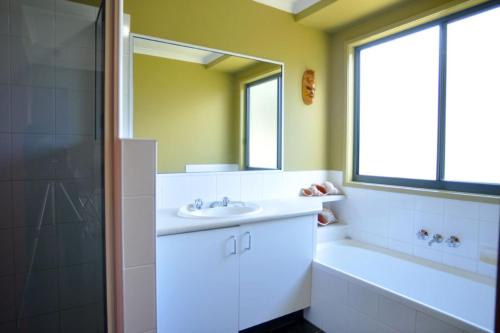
[244,73,283,171]
[353,1,500,196]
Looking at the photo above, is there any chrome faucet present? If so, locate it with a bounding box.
[210,196,231,208]
[194,198,203,210]
[428,233,443,246]
[416,229,429,240]
[446,235,461,247]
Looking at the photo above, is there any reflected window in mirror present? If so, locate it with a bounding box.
[245,74,282,170]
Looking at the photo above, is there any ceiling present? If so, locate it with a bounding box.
[253,0,321,14]
[253,0,410,32]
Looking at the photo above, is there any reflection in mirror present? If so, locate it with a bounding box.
[246,75,281,169]
[130,36,283,173]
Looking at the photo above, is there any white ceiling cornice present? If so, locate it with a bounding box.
[253,0,321,14]
[133,38,224,65]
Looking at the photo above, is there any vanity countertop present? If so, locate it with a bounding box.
[156,196,344,236]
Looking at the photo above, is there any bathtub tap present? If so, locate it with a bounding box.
[428,233,443,246]
[416,229,429,240]
[446,235,461,247]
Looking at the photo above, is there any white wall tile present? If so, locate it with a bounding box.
[479,220,499,249]
[124,265,156,333]
[445,199,479,220]
[477,261,497,279]
[260,172,284,200]
[415,196,444,215]
[378,296,416,333]
[443,215,478,259]
[347,281,378,318]
[282,171,305,197]
[240,172,263,201]
[313,268,348,302]
[350,227,389,248]
[388,239,413,256]
[156,174,190,209]
[305,271,350,333]
[319,302,350,333]
[122,139,156,197]
[386,192,415,210]
[388,208,414,242]
[479,203,500,223]
[347,308,398,333]
[216,173,241,201]
[123,196,155,268]
[415,311,464,333]
[188,174,216,203]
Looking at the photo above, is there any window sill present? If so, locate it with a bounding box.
[344,180,500,204]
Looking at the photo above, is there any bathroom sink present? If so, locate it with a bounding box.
[178,202,262,219]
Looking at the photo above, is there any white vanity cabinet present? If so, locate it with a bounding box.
[156,215,315,333]
[238,216,314,330]
[156,226,240,333]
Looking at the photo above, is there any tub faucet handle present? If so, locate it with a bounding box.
[428,233,443,246]
[446,235,461,248]
[194,198,203,210]
[416,229,429,240]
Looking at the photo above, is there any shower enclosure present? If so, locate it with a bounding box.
[0,0,106,332]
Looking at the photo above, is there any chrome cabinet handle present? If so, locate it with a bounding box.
[229,236,237,255]
[243,231,252,250]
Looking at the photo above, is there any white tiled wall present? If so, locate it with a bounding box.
[156,170,331,210]
[156,169,499,278]
[121,139,157,333]
[328,171,500,278]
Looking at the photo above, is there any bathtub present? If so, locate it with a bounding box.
[305,240,495,333]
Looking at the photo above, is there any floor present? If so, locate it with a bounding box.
[240,311,324,333]
[269,320,324,333]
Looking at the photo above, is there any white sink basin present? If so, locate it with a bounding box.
[178,202,262,219]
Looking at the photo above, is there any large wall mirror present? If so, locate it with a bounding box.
[128,35,283,173]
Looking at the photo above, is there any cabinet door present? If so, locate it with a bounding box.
[157,227,239,333]
[239,216,315,330]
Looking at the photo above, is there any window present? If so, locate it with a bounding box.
[245,74,282,169]
[353,2,500,195]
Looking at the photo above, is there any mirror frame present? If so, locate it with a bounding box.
[124,33,285,173]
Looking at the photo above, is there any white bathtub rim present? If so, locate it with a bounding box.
[313,240,494,333]
[317,239,495,286]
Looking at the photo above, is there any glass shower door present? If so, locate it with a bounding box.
[0,0,106,332]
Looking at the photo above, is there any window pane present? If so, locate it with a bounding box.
[247,77,278,169]
[358,26,440,179]
[445,7,500,185]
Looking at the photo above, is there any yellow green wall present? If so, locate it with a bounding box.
[133,54,238,173]
[327,0,472,171]
[124,0,329,171]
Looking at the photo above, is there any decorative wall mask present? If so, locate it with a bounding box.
[302,69,316,105]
